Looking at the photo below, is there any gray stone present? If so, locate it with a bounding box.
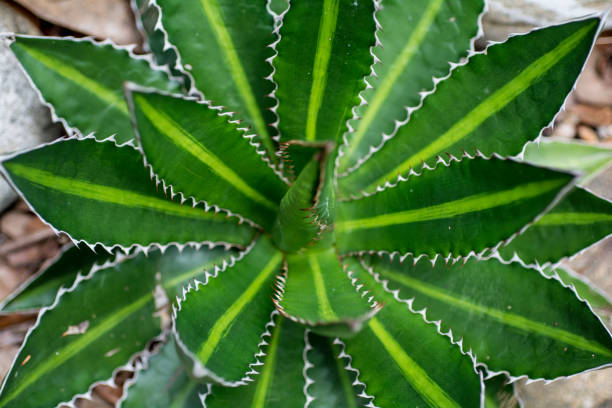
[483,0,612,42]
[0,3,60,212]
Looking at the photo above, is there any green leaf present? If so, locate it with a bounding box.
[305,332,369,408]
[523,139,612,185]
[274,0,375,143]
[484,375,518,408]
[0,245,112,313]
[274,247,378,337]
[128,89,287,229]
[360,253,612,379]
[274,143,337,251]
[1,138,255,250]
[543,265,612,312]
[0,254,158,408]
[278,141,325,182]
[337,0,485,175]
[8,36,180,144]
[153,245,239,303]
[131,0,191,88]
[203,313,307,408]
[271,156,322,252]
[0,244,234,408]
[336,156,573,257]
[122,337,206,408]
[338,17,601,194]
[340,257,483,407]
[267,0,288,15]
[173,236,283,385]
[311,147,337,249]
[498,187,612,265]
[155,0,277,158]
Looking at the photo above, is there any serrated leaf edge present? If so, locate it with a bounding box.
[62,332,165,408]
[0,243,104,313]
[0,135,245,255]
[140,0,202,99]
[1,33,181,142]
[337,151,578,262]
[488,184,612,269]
[124,81,288,187]
[302,329,316,408]
[332,0,381,181]
[353,257,487,407]
[115,331,174,408]
[332,0,383,183]
[123,83,287,230]
[128,0,191,89]
[360,253,612,385]
[263,0,287,150]
[331,338,378,408]
[0,249,138,408]
[334,0,486,179]
[336,12,603,180]
[555,264,612,308]
[196,309,280,406]
[271,251,382,332]
[148,0,283,168]
[265,0,289,145]
[171,238,273,387]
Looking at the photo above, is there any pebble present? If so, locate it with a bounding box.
[0,3,60,212]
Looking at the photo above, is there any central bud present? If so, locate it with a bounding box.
[271,141,336,253]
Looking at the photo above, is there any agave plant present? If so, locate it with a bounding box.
[0,0,611,407]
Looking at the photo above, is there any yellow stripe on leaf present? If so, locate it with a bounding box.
[199,0,271,144]
[334,344,358,408]
[136,95,278,211]
[197,253,283,364]
[309,254,337,321]
[536,212,612,226]
[6,163,216,221]
[16,43,128,116]
[252,318,282,408]
[343,0,445,160]
[369,317,460,408]
[373,21,597,189]
[306,0,340,141]
[380,267,612,357]
[0,293,152,407]
[337,178,567,232]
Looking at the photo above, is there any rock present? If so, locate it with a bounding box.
[515,369,612,408]
[0,3,60,212]
[574,42,612,107]
[483,0,612,42]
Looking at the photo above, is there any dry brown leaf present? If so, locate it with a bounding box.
[12,0,141,45]
[577,125,599,142]
[0,211,33,239]
[575,43,612,107]
[569,104,612,127]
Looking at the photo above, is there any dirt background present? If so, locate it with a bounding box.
[0,1,610,407]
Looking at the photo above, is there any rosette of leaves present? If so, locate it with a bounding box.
[0,0,612,407]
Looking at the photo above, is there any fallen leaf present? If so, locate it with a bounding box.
[62,320,90,337]
[13,0,141,45]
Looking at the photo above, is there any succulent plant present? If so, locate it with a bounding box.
[1,0,611,407]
